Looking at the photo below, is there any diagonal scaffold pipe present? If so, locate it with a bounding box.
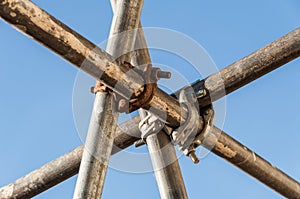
[0,0,300,198]
[73,91,117,199]
[0,26,300,198]
[0,0,187,127]
[1,0,299,124]
[131,24,189,199]
[73,0,144,198]
[110,1,189,197]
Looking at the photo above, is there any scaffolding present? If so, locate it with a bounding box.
[0,0,300,198]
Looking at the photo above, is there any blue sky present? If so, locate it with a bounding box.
[1,0,300,198]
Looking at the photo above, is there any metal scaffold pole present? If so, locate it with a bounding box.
[204,126,300,198]
[73,90,117,199]
[1,0,300,198]
[147,131,189,199]
[0,21,299,197]
[131,23,189,198]
[73,0,144,198]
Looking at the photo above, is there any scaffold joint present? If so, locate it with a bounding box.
[117,64,171,113]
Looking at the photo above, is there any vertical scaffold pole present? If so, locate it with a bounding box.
[147,131,189,199]
[73,90,117,199]
[133,26,189,199]
[73,0,144,198]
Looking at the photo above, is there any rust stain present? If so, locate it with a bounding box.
[216,142,237,158]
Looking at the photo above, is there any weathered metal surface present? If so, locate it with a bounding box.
[3,120,300,198]
[106,0,144,64]
[118,64,167,113]
[130,14,189,197]
[0,0,300,198]
[73,0,144,198]
[147,131,189,199]
[199,28,300,107]
[73,92,117,199]
[132,12,188,198]
[110,0,151,70]
[0,0,184,127]
[171,87,202,163]
[203,126,300,198]
[2,0,299,126]
[1,27,300,196]
[0,118,141,199]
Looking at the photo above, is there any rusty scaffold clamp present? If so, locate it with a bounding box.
[115,62,171,113]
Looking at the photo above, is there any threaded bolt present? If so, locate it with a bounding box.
[189,151,200,164]
[157,71,171,79]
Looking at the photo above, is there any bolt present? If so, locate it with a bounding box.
[157,71,171,79]
[194,139,202,145]
[189,151,200,164]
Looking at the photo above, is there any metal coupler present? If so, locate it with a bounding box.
[171,86,215,164]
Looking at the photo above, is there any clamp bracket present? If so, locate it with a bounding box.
[139,113,164,139]
[116,63,171,113]
[135,111,164,146]
[171,86,201,163]
[171,85,215,164]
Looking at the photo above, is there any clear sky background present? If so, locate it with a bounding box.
[1,0,300,198]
